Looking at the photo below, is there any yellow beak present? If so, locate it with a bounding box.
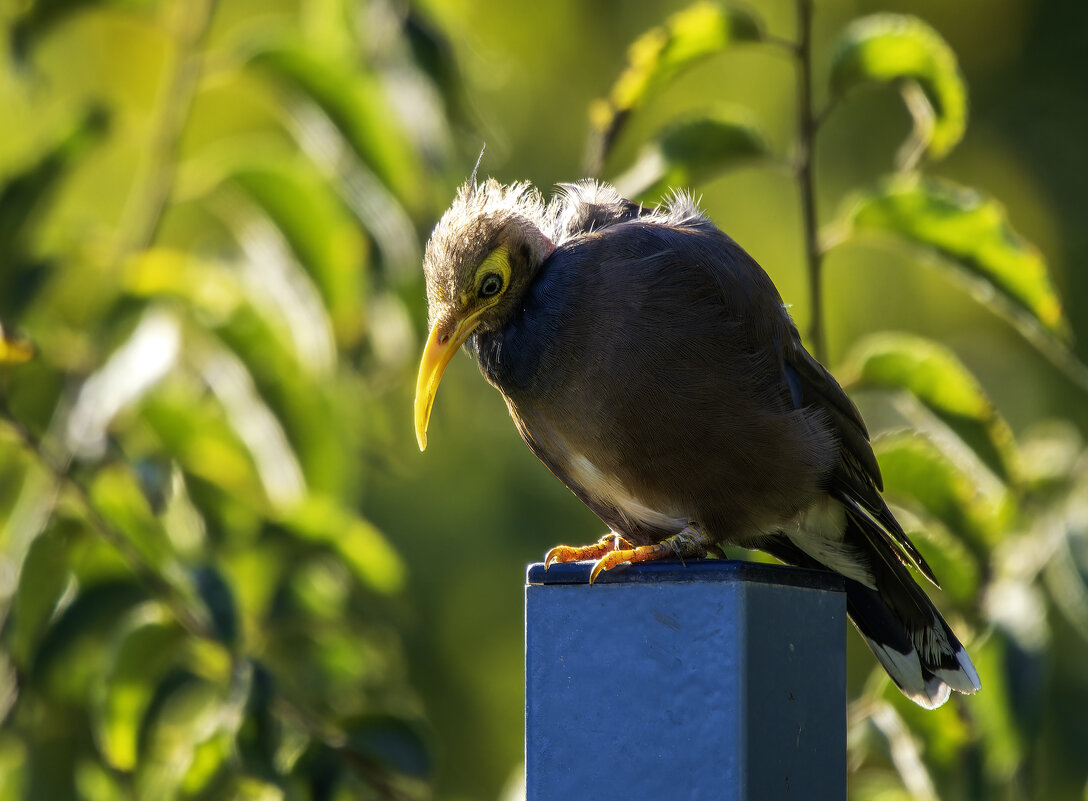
[413,311,484,451]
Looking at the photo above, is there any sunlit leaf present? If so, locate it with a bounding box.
[830,14,966,163]
[141,391,266,508]
[250,43,424,215]
[875,431,1011,550]
[0,106,108,316]
[612,108,768,199]
[123,249,244,322]
[844,175,1070,341]
[840,332,1020,484]
[94,606,187,771]
[9,0,154,60]
[136,670,230,799]
[588,1,761,168]
[228,162,369,347]
[279,495,405,595]
[89,465,173,568]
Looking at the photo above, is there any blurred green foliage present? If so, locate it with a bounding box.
[2,1,1088,801]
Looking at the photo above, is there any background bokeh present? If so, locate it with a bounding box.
[2,0,1088,799]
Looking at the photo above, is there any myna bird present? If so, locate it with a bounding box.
[414,177,980,709]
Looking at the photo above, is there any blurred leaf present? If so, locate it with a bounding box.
[190,565,238,649]
[840,332,1020,485]
[0,106,108,316]
[830,14,966,163]
[403,5,470,125]
[141,391,266,509]
[236,661,280,777]
[6,518,73,668]
[123,248,244,322]
[971,633,1026,781]
[612,108,768,200]
[228,162,368,348]
[9,0,151,60]
[1018,420,1082,494]
[844,175,1070,341]
[74,758,126,801]
[31,580,147,701]
[898,512,980,606]
[136,669,231,799]
[0,735,26,801]
[875,431,1011,550]
[279,495,404,595]
[90,465,173,568]
[588,1,762,169]
[94,606,187,771]
[250,42,424,215]
[341,714,432,781]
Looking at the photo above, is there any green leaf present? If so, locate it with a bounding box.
[228,162,369,348]
[613,108,769,199]
[874,431,1012,550]
[830,13,966,162]
[0,107,108,316]
[90,465,173,569]
[341,714,432,781]
[136,670,231,799]
[250,43,424,215]
[7,519,74,669]
[0,735,27,801]
[123,248,245,322]
[840,332,1020,485]
[31,581,148,702]
[588,1,761,168]
[844,175,1070,341]
[278,495,405,595]
[190,565,239,649]
[94,606,187,771]
[970,633,1026,781]
[898,513,980,606]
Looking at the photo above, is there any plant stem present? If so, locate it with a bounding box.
[795,0,826,363]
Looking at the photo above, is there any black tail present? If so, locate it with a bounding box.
[763,510,980,708]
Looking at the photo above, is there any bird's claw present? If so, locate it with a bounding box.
[543,533,634,571]
[545,524,714,583]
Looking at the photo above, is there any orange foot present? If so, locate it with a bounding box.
[544,525,714,584]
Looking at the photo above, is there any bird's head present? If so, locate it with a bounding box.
[414,178,555,451]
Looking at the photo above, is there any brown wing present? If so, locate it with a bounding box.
[780,335,940,587]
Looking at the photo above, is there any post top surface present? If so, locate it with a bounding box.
[526,558,844,591]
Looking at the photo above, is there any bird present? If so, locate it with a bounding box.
[414,175,980,709]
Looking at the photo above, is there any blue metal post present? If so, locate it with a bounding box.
[525,559,846,800]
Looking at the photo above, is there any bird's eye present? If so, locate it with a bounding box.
[478,273,504,299]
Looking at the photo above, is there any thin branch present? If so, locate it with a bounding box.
[794,0,826,363]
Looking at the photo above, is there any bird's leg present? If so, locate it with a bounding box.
[544,531,634,569]
[585,524,713,583]
[544,524,714,584]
